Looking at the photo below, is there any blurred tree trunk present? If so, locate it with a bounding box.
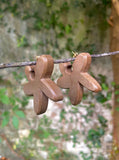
[110,0,119,158]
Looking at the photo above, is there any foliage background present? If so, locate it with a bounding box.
[0,0,114,160]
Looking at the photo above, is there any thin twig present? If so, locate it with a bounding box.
[0,134,25,160]
[0,51,119,69]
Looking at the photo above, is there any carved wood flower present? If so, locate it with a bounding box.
[23,55,63,115]
[57,53,102,105]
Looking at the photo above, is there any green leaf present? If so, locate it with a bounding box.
[96,93,107,103]
[0,138,2,143]
[101,83,108,91]
[87,128,104,147]
[12,105,19,111]
[0,88,6,95]
[0,14,3,19]
[34,19,43,30]
[9,96,16,105]
[2,111,9,117]
[115,91,119,95]
[116,107,119,112]
[17,36,29,48]
[98,115,107,127]
[12,116,19,129]
[0,94,9,104]
[1,117,9,127]
[65,24,72,34]
[98,128,105,135]
[21,96,29,107]
[60,109,66,121]
[98,74,106,83]
[107,92,112,100]
[15,110,25,118]
[43,130,50,138]
[111,81,116,86]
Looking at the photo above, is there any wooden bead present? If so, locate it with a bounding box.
[57,53,102,105]
[23,55,63,115]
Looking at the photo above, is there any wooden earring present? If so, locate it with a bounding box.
[23,55,63,115]
[57,53,102,105]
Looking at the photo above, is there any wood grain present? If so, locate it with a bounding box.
[23,55,63,115]
[57,53,102,105]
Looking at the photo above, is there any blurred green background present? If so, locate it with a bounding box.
[0,0,113,160]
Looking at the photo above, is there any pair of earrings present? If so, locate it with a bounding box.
[23,53,102,115]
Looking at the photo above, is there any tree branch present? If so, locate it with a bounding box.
[112,0,119,16]
[0,134,25,160]
[0,51,119,69]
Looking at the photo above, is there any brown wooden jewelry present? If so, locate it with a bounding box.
[57,53,102,105]
[23,55,63,115]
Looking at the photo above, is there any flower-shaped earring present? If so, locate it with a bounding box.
[23,55,63,115]
[57,53,102,105]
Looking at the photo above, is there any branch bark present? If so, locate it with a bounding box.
[110,0,119,158]
[112,0,119,16]
[0,51,119,69]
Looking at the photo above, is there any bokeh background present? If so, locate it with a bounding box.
[0,0,116,159]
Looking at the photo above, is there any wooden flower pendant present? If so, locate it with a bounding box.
[23,55,63,115]
[57,53,102,105]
